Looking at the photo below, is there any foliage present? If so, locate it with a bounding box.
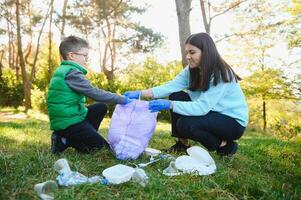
[247,98,301,138]
[122,58,182,90]
[120,25,165,53]
[241,68,293,99]
[0,110,300,199]
[120,58,182,120]
[271,120,301,139]
[0,69,23,107]
[34,40,61,91]
[286,0,301,48]
[31,86,47,114]
[87,58,182,120]
[88,72,125,116]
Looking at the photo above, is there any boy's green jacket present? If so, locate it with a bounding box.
[46,61,88,131]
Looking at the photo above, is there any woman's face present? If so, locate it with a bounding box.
[185,43,202,69]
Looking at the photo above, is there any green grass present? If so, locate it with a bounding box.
[0,109,300,200]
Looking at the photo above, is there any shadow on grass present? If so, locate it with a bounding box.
[0,120,49,130]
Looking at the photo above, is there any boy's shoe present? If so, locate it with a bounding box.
[51,133,67,154]
[216,141,238,156]
[163,141,191,153]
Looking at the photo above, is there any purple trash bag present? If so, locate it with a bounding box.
[107,100,158,160]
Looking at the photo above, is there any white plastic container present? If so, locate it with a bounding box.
[174,146,216,176]
[53,158,71,174]
[144,147,161,157]
[34,180,58,200]
[102,164,135,184]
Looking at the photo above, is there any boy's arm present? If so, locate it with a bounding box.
[65,70,126,104]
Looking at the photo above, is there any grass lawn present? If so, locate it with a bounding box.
[0,108,300,200]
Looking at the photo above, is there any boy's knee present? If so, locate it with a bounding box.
[99,103,108,112]
[91,103,108,113]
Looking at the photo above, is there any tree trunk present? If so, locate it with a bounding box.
[29,0,54,83]
[175,0,192,68]
[60,0,68,40]
[200,0,210,34]
[101,17,115,81]
[0,50,4,78]
[16,0,31,111]
[15,54,19,79]
[48,1,54,82]
[262,95,267,131]
[7,20,13,69]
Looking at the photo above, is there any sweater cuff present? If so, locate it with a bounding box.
[116,96,127,104]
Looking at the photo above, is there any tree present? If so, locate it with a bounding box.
[242,69,293,130]
[286,0,301,48]
[65,0,163,81]
[227,0,294,130]
[60,0,68,39]
[199,0,246,35]
[0,0,19,76]
[175,0,192,67]
[48,0,54,82]
[14,0,54,111]
[15,0,31,111]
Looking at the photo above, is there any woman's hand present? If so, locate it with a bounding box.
[148,99,171,112]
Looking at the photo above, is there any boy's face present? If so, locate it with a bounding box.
[66,48,89,67]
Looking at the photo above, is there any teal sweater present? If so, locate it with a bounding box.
[151,66,249,127]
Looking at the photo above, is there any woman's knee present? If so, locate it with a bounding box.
[169,91,190,101]
[176,117,192,133]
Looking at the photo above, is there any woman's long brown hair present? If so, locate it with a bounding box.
[186,33,241,91]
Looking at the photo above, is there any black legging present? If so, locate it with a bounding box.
[169,91,245,151]
[56,103,108,153]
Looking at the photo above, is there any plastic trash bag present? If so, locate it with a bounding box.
[108,100,158,160]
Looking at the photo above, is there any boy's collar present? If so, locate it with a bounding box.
[61,60,88,74]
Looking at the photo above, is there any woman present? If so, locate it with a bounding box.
[124,33,248,156]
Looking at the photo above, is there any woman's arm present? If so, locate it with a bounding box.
[141,89,154,98]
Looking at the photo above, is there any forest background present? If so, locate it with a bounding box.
[0,0,300,139]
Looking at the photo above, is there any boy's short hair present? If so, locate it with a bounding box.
[59,36,89,60]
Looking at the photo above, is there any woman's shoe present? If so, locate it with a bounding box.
[164,141,191,153]
[216,141,238,156]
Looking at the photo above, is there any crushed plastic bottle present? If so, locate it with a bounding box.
[131,168,148,187]
[54,158,108,186]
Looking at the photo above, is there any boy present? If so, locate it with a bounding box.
[46,36,131,153]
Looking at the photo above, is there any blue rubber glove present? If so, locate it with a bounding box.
[148,99,171,112]
[123,91,141,99]
[120,96,133,105]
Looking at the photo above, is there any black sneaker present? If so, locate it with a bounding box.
[51,132,67,154]
[216,141,238,156]
[163,141,191,153]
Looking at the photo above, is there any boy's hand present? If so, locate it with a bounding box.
[123,91,141,99]
[120,96,133,105]
[148,99,171,112]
